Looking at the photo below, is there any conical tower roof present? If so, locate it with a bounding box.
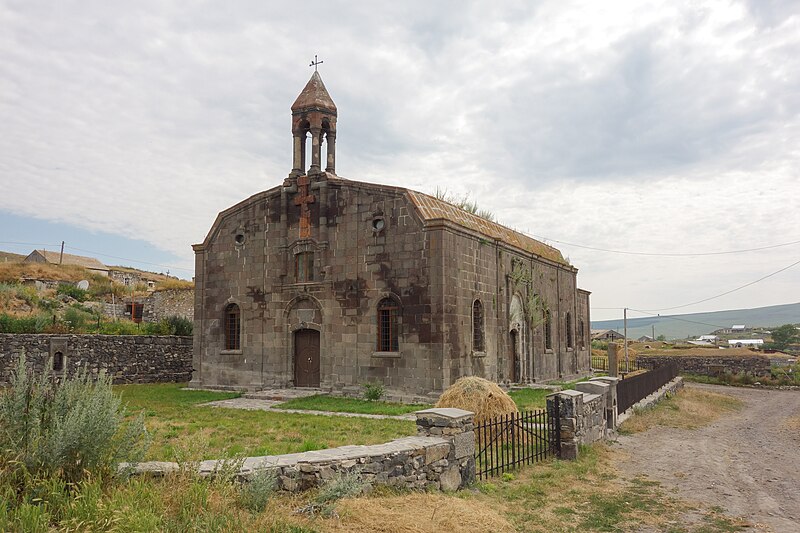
[291,71,337,113]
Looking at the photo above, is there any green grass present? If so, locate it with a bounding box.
[508,388,551,411]
[116,383,415,461]
[276,394,430,415]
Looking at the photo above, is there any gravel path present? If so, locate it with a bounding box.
[615,383,800,532]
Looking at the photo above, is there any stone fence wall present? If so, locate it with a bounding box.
[546,376,619,460]
[0,333,192,384]
[638,354,771,377]
[133,408,476,493]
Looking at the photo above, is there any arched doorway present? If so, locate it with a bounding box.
[294,329,320,387]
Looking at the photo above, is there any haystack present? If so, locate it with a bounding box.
[435,376,518,425]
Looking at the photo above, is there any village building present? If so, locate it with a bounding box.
[591,329,624,341]
[24,249,109,276]
[190,71,592,400]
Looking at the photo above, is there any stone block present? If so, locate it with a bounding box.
[453,431,475,459]
[425,442,450,465]
[439,465,462,492]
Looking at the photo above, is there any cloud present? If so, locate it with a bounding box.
[0,0,798,320]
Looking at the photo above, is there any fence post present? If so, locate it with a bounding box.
[415,408,475,490]
[546,390,583,460]
[608,342,619,377]
[588,376,620,429]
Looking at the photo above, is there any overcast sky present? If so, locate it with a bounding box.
[1,0,798,322]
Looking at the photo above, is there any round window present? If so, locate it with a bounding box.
[372,218,385,232]
[235,233,245,245]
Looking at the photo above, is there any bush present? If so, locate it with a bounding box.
[0,353,149,487]
[165,315,193,336]
[0,313,44,333]
[362,381,385,402]
[63,307,94,331]
[98,320,142,335]
[238,467,278,512]
[296,470,366,516]
[56,284,88,302]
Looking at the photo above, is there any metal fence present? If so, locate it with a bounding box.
[590,356,648,376]
[616,362,678,413]
[474,404,559,480]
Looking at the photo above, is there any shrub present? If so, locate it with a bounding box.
[165,315,193,336]
[63,307,93,331]
[238,467,278,512]
[362,381,385,402]
[0,313,43,333]
[98,320,142,335]
[296,470,366,516]
[0,353,149,487]
[56,284,88,302]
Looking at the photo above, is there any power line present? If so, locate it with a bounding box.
[64,246,193,273]
[0,240,193,274]
[639,257,800,312]
[626,308,725,330]
[523,233,800,257]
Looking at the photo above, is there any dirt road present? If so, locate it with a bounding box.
[615,383,800,532]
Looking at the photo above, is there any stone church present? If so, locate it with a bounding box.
[191,71,591,401]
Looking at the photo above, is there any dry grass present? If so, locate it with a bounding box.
[620,388,743,434]
[435,376,518,424]
[0,262,94,283]
[153,278,194,291]
[645,347,762,358]
[328,493,514,532]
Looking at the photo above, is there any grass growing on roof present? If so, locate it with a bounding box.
[276,394,430,416]
[116,383,415,461]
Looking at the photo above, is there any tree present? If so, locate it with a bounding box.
[770,324,799,350]
[656,334,666,341]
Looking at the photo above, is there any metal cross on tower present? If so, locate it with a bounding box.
[309,55,323,72]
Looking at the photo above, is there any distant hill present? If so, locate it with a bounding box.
[0,251,25,263]
[592,302,800,340]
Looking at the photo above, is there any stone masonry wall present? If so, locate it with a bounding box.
[639,354,771,377]
[0,334,192,384]
[133,408,476,493]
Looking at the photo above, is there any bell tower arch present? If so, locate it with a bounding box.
[290,64,337,177]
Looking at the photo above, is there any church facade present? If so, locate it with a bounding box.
[191,72,591,401]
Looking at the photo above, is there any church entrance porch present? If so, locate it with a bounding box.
[294,329,320,387]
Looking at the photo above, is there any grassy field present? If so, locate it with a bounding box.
[619,388,743,434]
[508,388,551,410]
[277,395,430,416]
[2,382,751,532]
[116,384,415,460]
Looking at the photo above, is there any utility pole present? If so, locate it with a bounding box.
[624,307,629,372]
[652,324,655,340]
[59,241,65,265]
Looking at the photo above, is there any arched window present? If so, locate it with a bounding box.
[544,310,552,350]
[224,303,241,350]
[472,300,485,352]
[566,312,573,349]
[578,319,585,349]
[53,351,64,372]
[377,298,399,352]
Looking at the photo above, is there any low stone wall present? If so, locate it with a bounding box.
[639,354,771,377]
[0,333,192,384]
[132,408,476,493]
[547,379,612,460]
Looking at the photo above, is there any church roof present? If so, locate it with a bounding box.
[291,71,337,113]
[406,190,568,266]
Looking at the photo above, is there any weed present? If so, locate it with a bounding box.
[296,470,367,517]
[362,382,385,402]
[239,466,278,512]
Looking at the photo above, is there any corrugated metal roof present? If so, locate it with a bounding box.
[406,190,568,265]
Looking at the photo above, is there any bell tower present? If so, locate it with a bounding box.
[290,63,337,177]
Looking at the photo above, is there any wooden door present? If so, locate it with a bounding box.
[294,329,320,387]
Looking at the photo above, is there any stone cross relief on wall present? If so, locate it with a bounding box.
[294,174,316,239]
